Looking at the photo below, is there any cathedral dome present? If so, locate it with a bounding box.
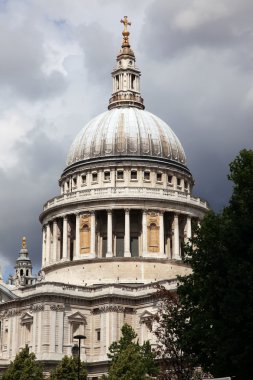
[66,107,187,168]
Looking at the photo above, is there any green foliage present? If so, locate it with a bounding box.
[176,149,253,380]
[152,286,199,380]
[1,345,44,380]
[49,355,87,380]
[103,323,158,380]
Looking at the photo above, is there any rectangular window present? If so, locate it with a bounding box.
[104,171,110,181]
[177,178,181,187]
[144,171,150,181]
[117,170,124,180]
[92,172,98,182]
[81,174,87,185]
[72,177,77,187]
[157,173,162,182]
[168,175,173,184]
[131,170,137,180]
[96,329,101,341]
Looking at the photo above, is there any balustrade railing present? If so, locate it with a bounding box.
[43,187,208,211]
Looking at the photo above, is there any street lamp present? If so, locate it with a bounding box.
[73,334,86,380]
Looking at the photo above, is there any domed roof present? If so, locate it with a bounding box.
[67,107,186,167]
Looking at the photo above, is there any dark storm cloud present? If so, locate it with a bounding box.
[141,0,253,62]
[0,15,67,99]
[138,0,253,211]
[0,124,67,277]
[0,0,252,279]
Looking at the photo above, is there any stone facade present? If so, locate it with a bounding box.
[0,18,207,379]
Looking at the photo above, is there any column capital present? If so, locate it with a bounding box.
[106,209,112,214]
[124,208,130,213]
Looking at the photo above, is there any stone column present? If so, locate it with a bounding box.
[186,215,192,241]
[42,227,46,267]
[49,309,56,353]
[62,216,68,260]
[90,211,96,256]
[124,209,131,257]
[32,313,37,353]
[159,211,165,255]
[46,224,51,265]
[172,213,180,260]
[106,210,113,257]
[75,213,80,259]
[52,220,58,262]
[142,210,147,255]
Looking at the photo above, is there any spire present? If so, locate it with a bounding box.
[108,17,144,110]
[15,236,33,285]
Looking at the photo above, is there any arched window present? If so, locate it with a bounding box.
[20,269,23,276]
[26,269,29,276]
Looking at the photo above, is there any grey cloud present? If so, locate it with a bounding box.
[77,22,116,86]
[0,124,67,276]
[141,0,253,67]
[0,19,67,99]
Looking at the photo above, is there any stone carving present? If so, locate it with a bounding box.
[0,309,22,318]
[29,304,44,312]
[36,270,45,282]
[50,304,65,311]
[91,305,126,314]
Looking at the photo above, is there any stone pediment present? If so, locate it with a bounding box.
[20,312,33,325]
[68,312,87,324]
[139,310,154,324]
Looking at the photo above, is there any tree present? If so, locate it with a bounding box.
[1,345,44,380]
[102,323,158,380]
[151,286,200,380]
[49,355,87,380]
[176,149,253,379]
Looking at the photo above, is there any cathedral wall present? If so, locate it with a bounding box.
[44,259,191,286]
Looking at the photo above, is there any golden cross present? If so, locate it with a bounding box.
[120,16,131,33]
[22,236,27,249]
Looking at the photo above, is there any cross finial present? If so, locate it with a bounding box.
[22,236,27,249]
[120,16,131,47]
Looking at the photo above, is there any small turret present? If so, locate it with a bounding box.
[108,16,144,110]
[9,237,34,286]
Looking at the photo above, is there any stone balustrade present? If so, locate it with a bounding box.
[43,186,208,212]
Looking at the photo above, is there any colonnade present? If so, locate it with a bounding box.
[42,209,193,267]
[113,73,140,93]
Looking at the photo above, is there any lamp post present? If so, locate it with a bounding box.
[73,334,86,380]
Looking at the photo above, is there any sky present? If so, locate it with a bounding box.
[0,0,252,280]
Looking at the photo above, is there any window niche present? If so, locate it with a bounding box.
[92,172,98,183]
[68,312,87,343]
[168,174,173,185]
[116,170,124,180]
[96,329,101,342]
[144,171,150,181]
[104,171,111,181]
[130,170,137,181]
[156,172,162,182]
[72,177,77,188]
[81,173,87,186]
